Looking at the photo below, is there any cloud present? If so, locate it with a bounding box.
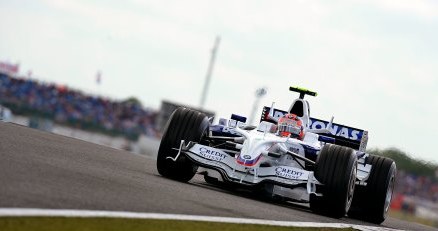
[41,0,212,51]
[355,0,438,21]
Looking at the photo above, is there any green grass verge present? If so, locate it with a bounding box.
[0,217,357,231]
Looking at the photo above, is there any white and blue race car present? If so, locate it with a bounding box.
[156,86,396,224]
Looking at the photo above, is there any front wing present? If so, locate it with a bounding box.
[179,142,320,190]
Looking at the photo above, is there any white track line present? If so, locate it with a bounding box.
[0,208,402,231]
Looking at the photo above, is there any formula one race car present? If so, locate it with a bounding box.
[156,86,396,224]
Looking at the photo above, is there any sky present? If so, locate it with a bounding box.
[0,0,437,163]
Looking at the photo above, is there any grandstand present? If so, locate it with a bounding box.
[0,72,158,140]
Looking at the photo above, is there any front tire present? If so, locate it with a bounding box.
[348,155,396,224]
[310,144,358,218]
[156,107,209,182]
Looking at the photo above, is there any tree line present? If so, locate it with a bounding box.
[369,147,437,179]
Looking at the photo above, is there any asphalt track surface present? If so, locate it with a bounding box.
[0,122,435,231]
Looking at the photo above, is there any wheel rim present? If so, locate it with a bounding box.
[346,164,357,211]
[384,173,395,213]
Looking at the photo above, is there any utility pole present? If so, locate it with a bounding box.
[200,36,220,109]
[248,87,267,125]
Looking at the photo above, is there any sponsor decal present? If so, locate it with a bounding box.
[237,154,262,166]
[275,167,305,179]
[309,119,362,140]
[209,125,240,137]
[198,147,227,161]
[243,155,251,160]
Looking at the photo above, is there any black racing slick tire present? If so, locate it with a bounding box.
[156,107,209,182]
[310,144,358,218]
[348,155,396,224]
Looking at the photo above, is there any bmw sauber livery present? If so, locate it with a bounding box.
[156,86,396,224]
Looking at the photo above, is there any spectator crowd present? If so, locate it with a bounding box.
[0,73,158,139]
[395,170,438,203]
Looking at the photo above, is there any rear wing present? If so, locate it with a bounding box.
[260,107,368,151]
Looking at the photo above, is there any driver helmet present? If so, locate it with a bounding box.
[277,113,305,140]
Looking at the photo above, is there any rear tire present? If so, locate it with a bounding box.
[348,155,396,224]
[156,107,209,182]
[310,144,358,218]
